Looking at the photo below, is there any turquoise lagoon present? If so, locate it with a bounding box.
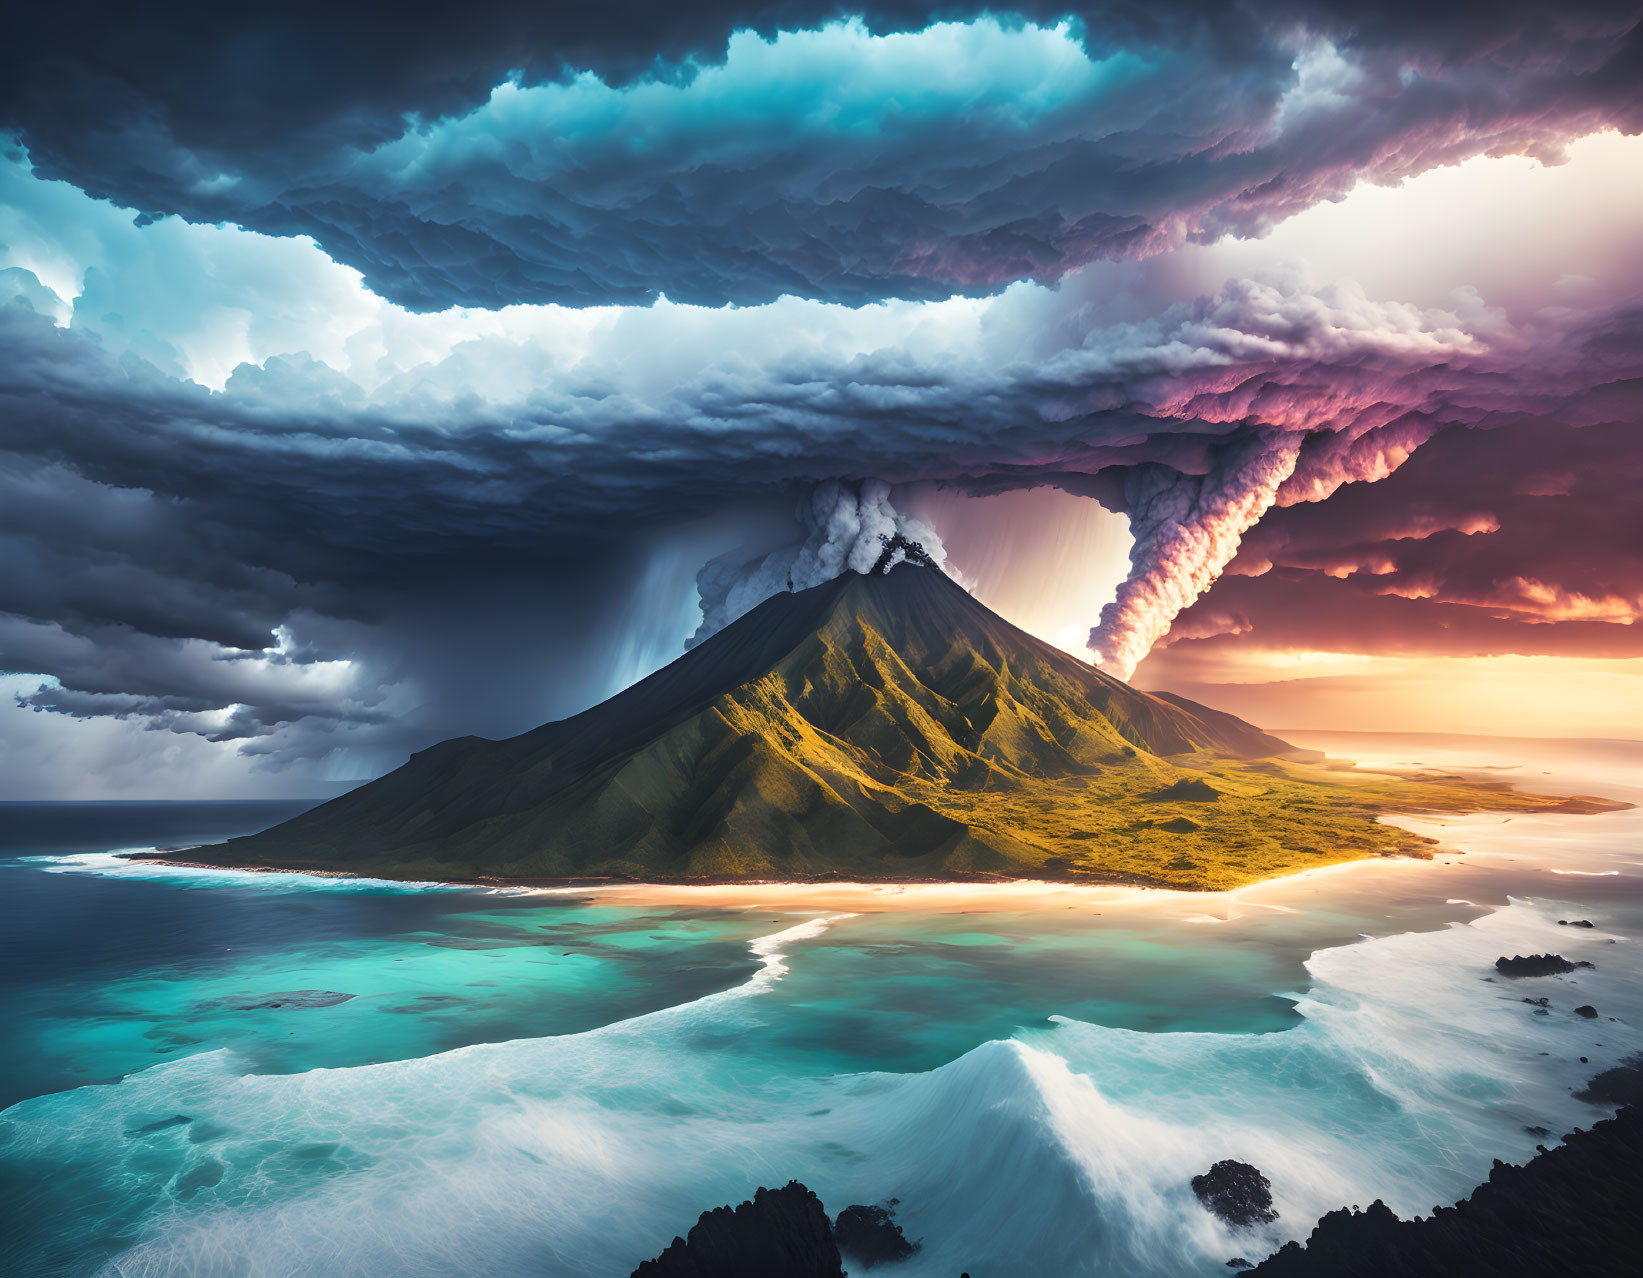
[2,736,1640,1277]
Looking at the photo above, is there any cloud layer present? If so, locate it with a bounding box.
[2,7,1641,789]
[6,6,1640,309]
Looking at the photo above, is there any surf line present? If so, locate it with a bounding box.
[742,915,859,995]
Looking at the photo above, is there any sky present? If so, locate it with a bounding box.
[1,2,1640,797]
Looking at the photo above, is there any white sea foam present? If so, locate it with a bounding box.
[0,889,1633,1278]
[27,851,465,894]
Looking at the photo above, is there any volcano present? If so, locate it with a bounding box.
[181,564,1582,888]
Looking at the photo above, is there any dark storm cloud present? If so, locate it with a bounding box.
[3,260,1641,766]
[4,3,1638,310]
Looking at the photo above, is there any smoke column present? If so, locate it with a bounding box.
[689,479,948,647]
[1088,434,1303,680]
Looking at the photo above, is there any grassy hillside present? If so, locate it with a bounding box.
[179,567,1619,889]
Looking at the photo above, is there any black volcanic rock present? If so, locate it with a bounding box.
[1574,1056,1643,1108]
[1145,778,1222,803]
[630,1182,843,1278]
[1494,954,1593,977]
[1558,919,1595,927]
[1192,1161,1277,1228]
[870,533,933,575]
[1575,1004,1599,1019]
[1249,1107,1643,1277]
[833,1203,917,1268]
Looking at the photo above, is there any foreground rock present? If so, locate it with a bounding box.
[1493,953,1593,978]
[631,1182,843,1278]
[1574,1055,1643,1107]
[1192,1160,1278,1228]
[1251,1105,1643,1276]
[833,1203,918,1268]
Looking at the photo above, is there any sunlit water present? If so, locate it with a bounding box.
[1,738,1639,1277]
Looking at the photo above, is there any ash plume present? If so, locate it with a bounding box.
[689,479,947,647]
[1088,435,1303,680]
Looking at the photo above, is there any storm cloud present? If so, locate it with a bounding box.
[5,5,1639,309]
[2,5,1641,790]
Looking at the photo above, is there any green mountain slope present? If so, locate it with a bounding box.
[184,565,1596,888]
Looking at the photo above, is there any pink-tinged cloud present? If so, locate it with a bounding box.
[1088,433,1302,679]
[1141,415,1643,677]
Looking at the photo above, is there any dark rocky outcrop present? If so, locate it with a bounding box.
[1574,1055,1643,1108]
[1575,1004,1599,1019]
[1493,954,1593,978]
[1192,1160,1278,1227]
[1250,1105,1643,1277]
[630,1182,844,1278]
[870,533,934,575]
[1558,919,1595,928]
[1157,816,1203,833]
[833,1203,918,1268]
[1145,778,1222,803]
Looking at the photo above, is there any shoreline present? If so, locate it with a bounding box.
[109,728,1633,906]
[114,797,1633,915]
[117,764,1633,909]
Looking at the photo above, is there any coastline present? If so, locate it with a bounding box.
[116,731,1634,902]
[115,802,1633,916]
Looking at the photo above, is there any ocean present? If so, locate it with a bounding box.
[2,736,1639,1277]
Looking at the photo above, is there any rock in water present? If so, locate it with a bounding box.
[833,1203,918,1268]
[630,1182,844,1278]
[1192,1161,1278,1228]
[1493,954,1593,977]
[223,989,356,1010]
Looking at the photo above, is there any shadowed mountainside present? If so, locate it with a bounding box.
[176,565,1611,887]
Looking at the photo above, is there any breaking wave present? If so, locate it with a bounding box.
[2,900,1636,1278]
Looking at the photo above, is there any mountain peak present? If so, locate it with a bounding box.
[868,532,936,575]
[188,560,1365,886]
[179,562,1590,888]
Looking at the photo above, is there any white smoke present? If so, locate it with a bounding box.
[1087,435,1303,681]
[688,479,948,648]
